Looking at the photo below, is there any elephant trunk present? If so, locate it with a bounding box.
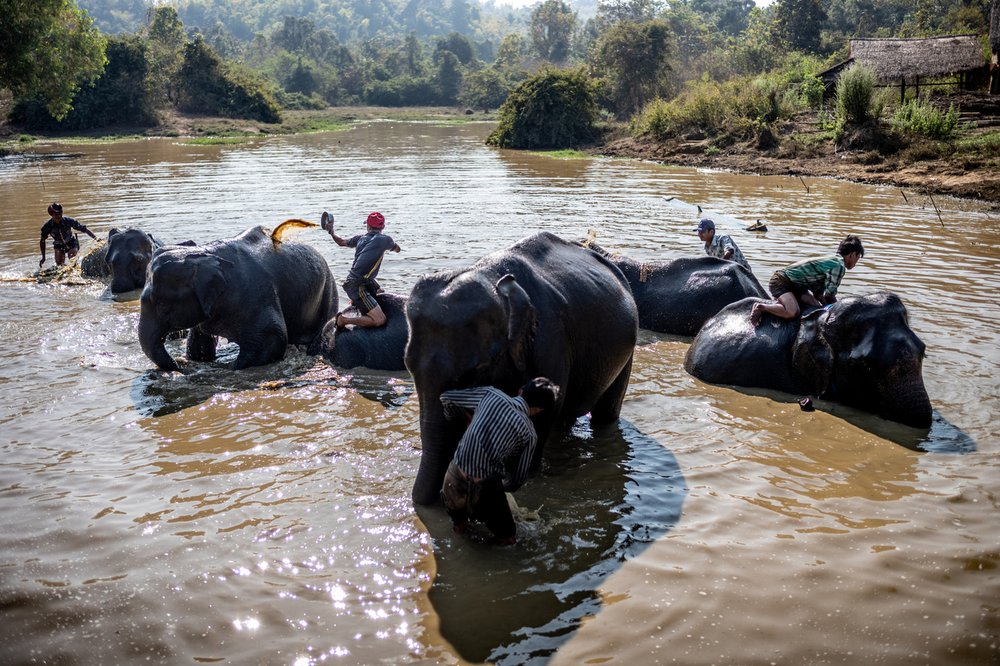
[139,306,179,372]
[880,381,933,429]
[411,394,463,505]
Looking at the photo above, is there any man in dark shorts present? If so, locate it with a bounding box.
[440,377,560,546]
[322,211,401,328]
[39,203,97,267]
[750,235,864,325]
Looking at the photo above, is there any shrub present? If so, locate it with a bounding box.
[631,98,676,141]
[892,98,959,139]
[486,68,599,149]
[176,37,281,123]
[835,64,878,126]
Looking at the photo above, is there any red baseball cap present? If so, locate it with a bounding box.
[366,212,385,229]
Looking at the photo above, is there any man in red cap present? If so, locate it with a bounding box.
[39,203,97,267]
[322,210,401,328]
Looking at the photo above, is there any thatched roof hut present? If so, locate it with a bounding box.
[819,35,989,99]
[848,35,985,81]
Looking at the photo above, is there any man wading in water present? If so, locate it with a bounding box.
[39,203,97,268]
[322,211,401,328]
[440,377,560,546]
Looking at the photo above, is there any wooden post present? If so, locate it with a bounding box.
[900,77,906,103]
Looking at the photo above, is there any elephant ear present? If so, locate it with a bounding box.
[192,254,233,319]
[792,315,833,395]
[108,228,121,240]
[495,274,536,373]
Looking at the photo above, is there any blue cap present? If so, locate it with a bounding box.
[695,218,715,233]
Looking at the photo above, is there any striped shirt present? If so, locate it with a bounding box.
[705,234,751,271]
[441,386,537,491]
[778,254,846,299]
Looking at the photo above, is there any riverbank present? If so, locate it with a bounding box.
[590,101,1000,209]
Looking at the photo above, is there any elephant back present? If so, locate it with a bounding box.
[685,297,803,391]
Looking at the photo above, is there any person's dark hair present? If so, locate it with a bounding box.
[520,377,560,411]
[48,203,63,215]
[838,234,864,258]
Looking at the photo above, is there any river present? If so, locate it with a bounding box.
[0,121,997,665]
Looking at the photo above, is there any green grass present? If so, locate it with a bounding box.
[182,136,253,145]
[956,131,1000,156]
[528,149,589,159]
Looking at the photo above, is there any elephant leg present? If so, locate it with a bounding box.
[234,324,288,370]
[187,329,217,362]
[590,354,634,426]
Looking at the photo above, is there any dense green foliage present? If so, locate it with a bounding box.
[0,0,108,119]
[2,0,995,137]
[892,98,961,139]
[176,37,282,122]
[487,68,598,149]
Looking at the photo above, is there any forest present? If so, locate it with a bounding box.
[1,0,998,156]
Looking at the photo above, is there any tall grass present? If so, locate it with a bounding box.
[834,64,879,125]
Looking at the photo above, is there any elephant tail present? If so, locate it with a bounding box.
[271,219,318,243]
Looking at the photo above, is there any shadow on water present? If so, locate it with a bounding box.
[419,418,687,664]
[732,385,976,454]
[131,343,412,416]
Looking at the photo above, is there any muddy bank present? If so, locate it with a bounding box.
[591,112,1000,209]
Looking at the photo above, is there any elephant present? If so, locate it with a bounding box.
[582,240,768,336]
[405,231,639,505]
[684,291,933,428]
[81,228,196,295]
[139,222,338,372]
[316,292,409,371]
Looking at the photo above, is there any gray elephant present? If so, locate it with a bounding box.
[139,222,338,371]
[582,240,767,336]
[317,292,409,371]
[80,238,111,279]
[684,292,932,428]
[405,232,639,505]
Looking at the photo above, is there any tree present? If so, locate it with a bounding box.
[176,36,281,123]
[435,50,462,104]
[143,5,185,106]
[436,32,476,65]
[774,0,827,52]
[597,0,663,26]
[689,0,755,36]
[273,16,316,55]
[495,33,526,69]
[0,0,107,119]
[460,67,512,110]
[11,35,155,130]
[592,19,673,117]
[486,68,599,149]
[530,0,577,63]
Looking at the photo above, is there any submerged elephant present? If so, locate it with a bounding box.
[583,240,767,336]
[139,221,338,371]
[684,291,932,428]
[405,232,639,505]
[317,292,409,371]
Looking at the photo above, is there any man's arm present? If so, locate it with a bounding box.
[440,387,488,419]
[71,219,97,240]
[721,235,736,261]
[502,432,536,492]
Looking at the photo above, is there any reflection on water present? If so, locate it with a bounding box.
[1,122,998,664]
[424,419,686,664]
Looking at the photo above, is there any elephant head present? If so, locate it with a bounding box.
[792,292,932,428]
[106,228,162,295]
[139,249,233,372]
[405,272,539,505]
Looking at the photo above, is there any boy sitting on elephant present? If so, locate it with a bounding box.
[751,234,865,325]
[440,378,560,546]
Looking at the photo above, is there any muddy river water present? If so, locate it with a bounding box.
[0,121,997,665]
